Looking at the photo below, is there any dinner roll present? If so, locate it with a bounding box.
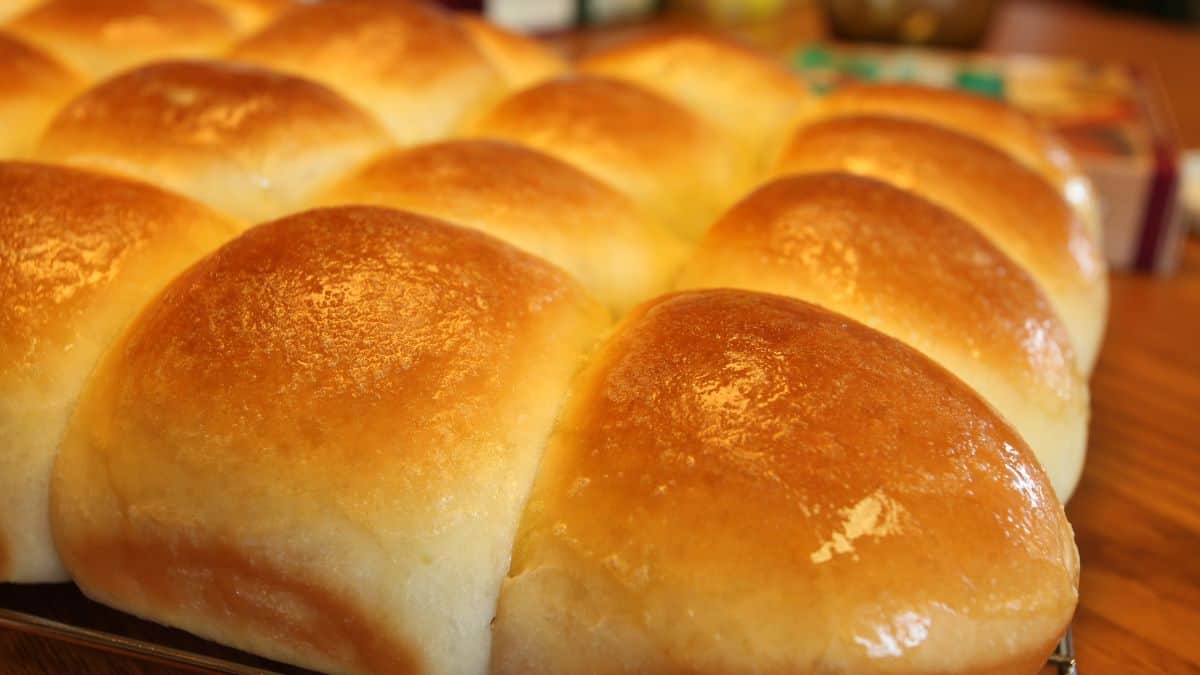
[493,289,1079,675]
[579,32,811,170]
[51,206,609,675]
[37,59,391,223]
[230,0,504,144]
[678,174,1089,499]
[775,115,1107,373]
[5,0,236,79]
[808,83,1101,239]
[203,0,292,33]
[319,139,686,315]
[457,13,567,90]
[468,75,744,241]
[0,32,82,158]
[0,161,238,583]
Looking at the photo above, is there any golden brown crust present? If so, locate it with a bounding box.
[0,162,237,384]
[456,13,566,89]
[65,206,599,500]
[52,206,609,673]
[37,59,390,223]
[7,0,236,79]
[0,32,83,157]
[809,83,1100,238]
[494,289,1078,675]
[678,173,1087,498]
[319,139,685,315]
[775,115,1107,372]
[468,75,744,240]
[579,32,811,168]
[0,161,238,582]
[230,0,503,143]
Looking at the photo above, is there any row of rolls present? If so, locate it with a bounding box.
[0,0,1105,673]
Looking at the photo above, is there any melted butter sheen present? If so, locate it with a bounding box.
[108,206,591,504]
[515,290,1078,668]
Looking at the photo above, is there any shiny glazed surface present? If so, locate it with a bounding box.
[320,138,685,315]
[775,115,1107,373]
[807,83,1100,238]
[37,59,390,222]
[496,290,1078,674]
[468,74,744,241]
[51,206,608,674]
[678,173,1088,499]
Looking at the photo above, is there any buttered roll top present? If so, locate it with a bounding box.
[493,289,1079,675]
[37,59,390,223]
[775,115,1108,373]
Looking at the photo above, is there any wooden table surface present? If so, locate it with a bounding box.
[2,1,1198,673]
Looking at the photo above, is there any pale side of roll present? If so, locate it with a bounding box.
[806,83,1102,240]
[230,0,504,145]
[775,115,1108,373]
[318,139,687,316]
[0,161,239,583]
[678,173,1089,500]
[51,206,609,675]
[0,32,83,158]
[493,289,1079,675]
[467,74,746,242]
[579,32,812,173]
[5,0,237,79]
[37,59,391,224]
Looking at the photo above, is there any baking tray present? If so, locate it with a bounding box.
[1,582,1078,674]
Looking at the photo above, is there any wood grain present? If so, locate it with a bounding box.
[1065,236,1200,674]
[2,1,1198,673]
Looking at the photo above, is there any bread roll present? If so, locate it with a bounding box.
[202,0,292,33]
[37,59,391,223]
[493,289,1079,675]
[775,115,1107,373]
[806,83,1102,239]
[678,173,1089,499]
[0,161,238,583]
[457,13,567,90]
[0,32,82,158]
[319,139,686,315]
[5,0,236,79]
[230,0,504,144]
[468,75,744,241]
[51,206,609,675]
[579,32,811,170]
